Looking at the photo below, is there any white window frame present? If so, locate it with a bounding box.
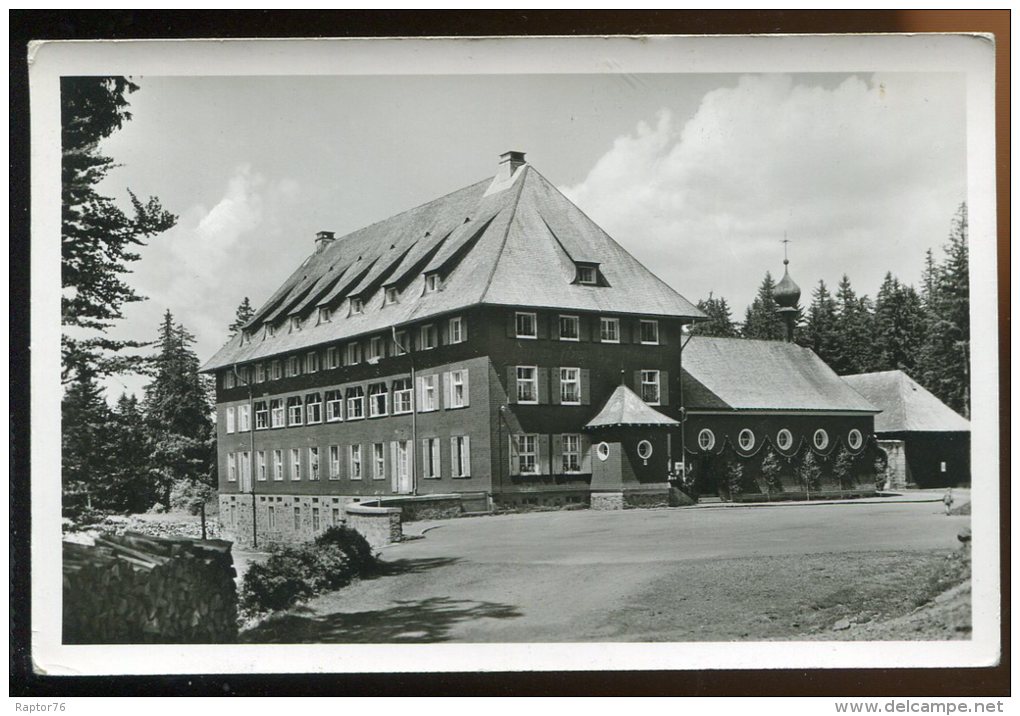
[326,346,339,369]
[515,434,538,475]
[600,317,620,343]
[451,435,471,478]
[256,450,266,482]
[367,335,384,361]
[738,429,756,451]
[369,383,389,418]
[776,428,793,451]
[273,449,283,481]
[698,429,716,451]
[350,297,364,315]
[640,370,661,405]
[848,429,863,451]
[225,407,236,434]
[349,444,363,480]
[305,351,319,374]
[293,505,301,530]
[418,374,439,412]
[325,389,343,422]
[227,453,237,482]
[346,387,365,420]
[420,324,438,350]
[223,371,235,389]
[305,393,323,424]
[345,342,362,366]
[287,396,303,426]
[308,447,320,481]
[270,399,285,428]
[318,306,332,324]
[290,448,301,481]
[449,316,465,344]
[255,401,268,430]
[285,356,300,377]
[814,429,830,450]
[515,311,537,339]
[372,443,386,481]
[449,369,468,408]
[560,367,580,405]
[239,451,251,490]
[255,363,266,383]
[237,404,251,432]
[562,433,581,473]
[271,360,282,380]
[640,320,660,345]
[328,445,341,480]
[392,330,409,356]
[393,378,413,414]
[384,286,399,305]
[268,505,276,530]
[558,315,580,341]
[423,437,442,479]
[516,366,538,404]
[312,507,321,532]
[577,265,597,285]
[425,273,441,293]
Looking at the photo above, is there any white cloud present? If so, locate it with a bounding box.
[562,73,966,316]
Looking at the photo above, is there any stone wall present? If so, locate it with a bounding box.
[344,503,403,549]
[878,439,909,490]
[591,492,624,511]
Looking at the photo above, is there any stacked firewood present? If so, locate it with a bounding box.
[62,531,238,643]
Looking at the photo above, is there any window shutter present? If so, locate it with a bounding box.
[538,367,550,404]
[507,366,517,404]
[416,377,424,407]
[551,434,563,475]
[580,369,591,406]
[337,447,345,481]
[660,370,670,406]
[551,368,561,405]
[463,435,471,477]
[506,311,517,337]
[442,372,451,409]
[421,440,429,478]
[536,313,549,340]
[391,442,399,492]
[508,435,519,476]
[449,437,458,477]
[462,370,470,407]
[538,434,551,475]
[581,433,593,473]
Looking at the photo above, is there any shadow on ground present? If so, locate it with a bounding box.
[366,556,461,579]
[242,596,522,643]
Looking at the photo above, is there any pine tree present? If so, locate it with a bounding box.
[742,272,786,340]
[799,450,822,494]
[228,297,255,337]
[760,447,784,494]
[143,311,214,508]
[105,393,160,512]
[829,275,874,374]
[690,292,738,337]
[61,76,177,383]
[800,279,839,364]
[832,447,856,489]
[61,369,114,514]
[872,273,926,374]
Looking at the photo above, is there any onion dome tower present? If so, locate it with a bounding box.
[774,240,801,342]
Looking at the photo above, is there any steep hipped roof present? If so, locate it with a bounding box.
[842,370,970,432]
[681,336,879,413]
[586,385,680,429]
[201,162,704,372]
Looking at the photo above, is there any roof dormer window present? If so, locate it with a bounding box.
[425,273,441,294]
[318,307,332,324]
[290,315,302,332]
[384,286,399,305]
[576,264,598,285]
[266,323,277,338]
[350,297,364,315]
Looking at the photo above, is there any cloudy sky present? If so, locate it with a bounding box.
[92,71,966,399]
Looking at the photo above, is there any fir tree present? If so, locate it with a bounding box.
[830,275,874,374]
[690,292,738,337]
[105,393,159,512]
[742,272,786,340]
[799,450,822,494]
[760,448,784,494]
[143,311,214,508]
[228,297,255,337]
[61,76,177,383]
[832,447,856,489]
[872,273,926,374]
[800,279,839,364]
[61,369,114,513]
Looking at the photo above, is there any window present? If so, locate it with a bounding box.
[331,507,340,526]
[273,449,283,481]
[223,371,235,389]
[329,445,341,480]
[349,445,363,480]
[308,447,320,481]
[559,315,580,341]
[560,368,580,404]
[268,506,276,530]
[305,352,319,374]
[369,383,389,417]
[266,323,277,338]
[423,438,441,479]
[290,448,301,480]
[776,429,793,451]
[577,265,597,285]
[448,370,468,408]
[596,442,611,461]
[312,507,320,532]
[637,440,653,461]
[384,286,399,305]
[419,324,438,350]
[227,453,237,482]
[325,346,339,369]
[237,404,251,432]
[293,506,301,530]
[425,273,441,293]
[448,316,465,344]
[318,307,332,324]
[240,452,251,490]
[346,387,365,420]
[255,363,266,383]
[271,360,282,380]
[738,429,756,451]
[392,378,413,414]
[225,407,236,434]
[451,435,471,478]
[367,335,384,361]
[562,434,581,473]
[698,429,716,451]
[392,330,409,356]
[640,320,660,345]
[600,317,620,343]
[325,390,343,422]
[287,396,303,426]
[290,316,302,332]
[847,429,863,451]
[372,443,386,480]
[270,399,284,428]
[345,342,362,366]
[515,311,537,339]
[514,435,538,475]
[350,297,364,315]
[257,451,267,482]
[285,356,300,377]
[250,401,266,430]
[418,374,439,412]
[813,429,830,450]
[515,366,538,403]
[640,370,661,405]
[305,392,323,424]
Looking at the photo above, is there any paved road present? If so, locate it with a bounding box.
[242,500,969,643]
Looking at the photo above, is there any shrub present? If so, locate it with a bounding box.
[833,448,856,489]
[725,457,745,497]
[799,450,822,492]
[760,449,784,494]
[169,478,215,515]
[240,526,375,617]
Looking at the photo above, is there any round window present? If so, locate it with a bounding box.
[596,442,611,462]
[776,428,793,451]
[697,429,716,451]
[637,440,653,460]
[813,429,829,450]
[738,428,755,451]
[847,429,863,450]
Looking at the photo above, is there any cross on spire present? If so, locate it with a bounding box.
[782,235,790,266]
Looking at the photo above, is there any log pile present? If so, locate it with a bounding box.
[63,531,238,643]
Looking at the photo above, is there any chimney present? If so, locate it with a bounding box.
[315,230,335,252]
[496,150,527,182]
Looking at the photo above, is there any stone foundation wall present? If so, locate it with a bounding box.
[344,504,403,549]
[219,493,362,549]
[591,492,624,511]
[878,439,909,490]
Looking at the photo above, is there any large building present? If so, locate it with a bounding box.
[201,152,706,543]
[842,370,970,488]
